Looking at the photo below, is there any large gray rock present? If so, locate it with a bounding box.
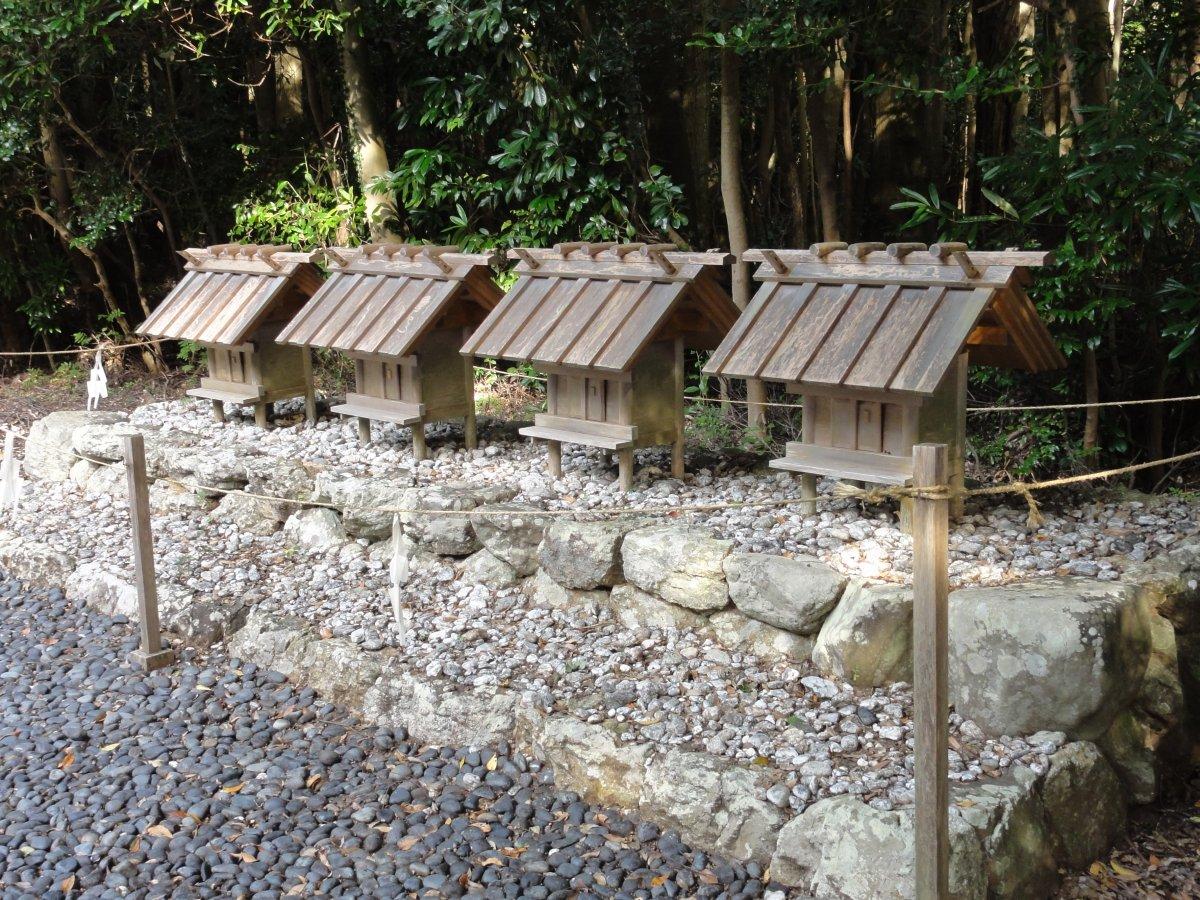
[536,718,651,809]
[1041,741,1126,868]
[528,569,609,613]
[313,473,411,540]
[459,547,519,589]
[538,520,628,589]
[952,767,1058,898]
[71,420,145,463]
[398,482,517,556]
[25,410,126,480]
[949,579,1151,738]
[469,503,552,576]
[639,749,787,864]
[362,658,521,746]
[208,490,285,535]
[621,525,731,612]
[244,456,317,501]
[812,580,913,687]
[283,508,349,553]
[723,553,845,634]
[1125,538,1200,632]
[83,463,128,500]
[769,795,985,898]
[0,531,75,586]
[607,583,708,631]
[709,609,814,662]
[1097,708,1161,803]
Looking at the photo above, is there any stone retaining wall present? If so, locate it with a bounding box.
[11,409,1200,897]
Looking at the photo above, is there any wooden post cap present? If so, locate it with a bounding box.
[513,248,541,268]
[847,242,886,259]
[809,241,848,259]
[887,242,928,259]
[760,249,789,273]
[643,243,678,274]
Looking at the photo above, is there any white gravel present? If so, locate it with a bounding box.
[6,398,1196,815]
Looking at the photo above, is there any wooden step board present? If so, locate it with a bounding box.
[770,442,913,485]
[187,385,262,405]
[331,392,424,426]
[520,425,634,451]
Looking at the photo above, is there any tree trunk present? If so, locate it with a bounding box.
[338,0,398,239]
[776,66,808,246]
[718,0,765,431]
[1082,345,1099,452]
[682,0,715,246]
[807,51,844,241]
[249,45,278,137]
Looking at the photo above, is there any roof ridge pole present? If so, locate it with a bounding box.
[614,243,647,259]
[420,245,458,273]
[809,241,847,260]
[554,241,586,258]
[583,242,617,257]
[929,242,980,279]
[847,242,886,260]
[887,242,928,261]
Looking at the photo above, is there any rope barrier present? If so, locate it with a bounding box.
[474,367,1200,415]
[0,338,166,359]
[2,419,1197,530]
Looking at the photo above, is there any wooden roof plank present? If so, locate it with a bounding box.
[154,271,237,339]
[566,280,657,369]
[196,275,287,345]
[759,283,859,382]
[324,276,412,353]
[589,281,686,372]
[361,278,436,356]
[801,284,904,387]
[713,282,815,378]
[538,279,623,366]
[276,271,365,345]
[505,278,585,360]
[888,288,992,393]
[187,274,265,344]
[842,286,945,391]
[374,280,461,358]
[470,275,559,360]
[744,248,1052,268]
[139,270,208,335]
[309,274,389,347]
[160,272,239,341]
[703,281,782,374]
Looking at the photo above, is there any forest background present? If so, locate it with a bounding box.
[2,0,1198,484]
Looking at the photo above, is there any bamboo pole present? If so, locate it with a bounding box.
[913,443,949,898]
[123,433,174,672]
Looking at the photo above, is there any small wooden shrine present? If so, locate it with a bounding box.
[462,242,737,490]
[137,244,323,427]
[704,242,1064,518]
[276,244,503,456]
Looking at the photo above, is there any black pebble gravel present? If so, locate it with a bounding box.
[0,574,791,898]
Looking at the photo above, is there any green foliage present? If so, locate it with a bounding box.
[231,158,366,248]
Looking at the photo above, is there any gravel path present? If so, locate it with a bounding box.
[0,574,789,898]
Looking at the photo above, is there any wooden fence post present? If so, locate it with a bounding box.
[122,433,174,672]
[913,442,949,899]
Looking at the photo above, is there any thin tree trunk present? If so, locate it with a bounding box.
[807,53,843,241]
[1083,346,1099,452]
[718,0,765,431]
[682,0,715,246]
[776,66,808,246]
[248,44,278,137]
[338,0,398,239]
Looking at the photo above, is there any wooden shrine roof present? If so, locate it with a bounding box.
[138,244,324,347]
[462,243,737,373]
[704,243,1065,397]
[276,244,503,359]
